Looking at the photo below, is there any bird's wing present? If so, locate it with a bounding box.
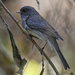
[26,15,63,40]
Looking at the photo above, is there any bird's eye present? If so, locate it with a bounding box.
[23,10,26,12]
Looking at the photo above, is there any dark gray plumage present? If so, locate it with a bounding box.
[17,6,70,69]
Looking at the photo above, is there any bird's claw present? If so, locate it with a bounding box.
[41,41,47,55]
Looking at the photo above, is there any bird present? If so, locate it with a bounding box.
[17,6,70,70]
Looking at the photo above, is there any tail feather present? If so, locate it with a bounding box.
[48,37,70,69]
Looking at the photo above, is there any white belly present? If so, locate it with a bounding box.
[27,29,47,41]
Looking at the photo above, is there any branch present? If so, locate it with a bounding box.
[40,55,44,75]
[36,0,40,9]
[0,1,59,75]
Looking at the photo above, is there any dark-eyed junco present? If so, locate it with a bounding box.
[17,6,70,69]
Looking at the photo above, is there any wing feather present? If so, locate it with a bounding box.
[26,15,63,40]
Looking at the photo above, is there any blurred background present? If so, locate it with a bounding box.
[0,0,75,75]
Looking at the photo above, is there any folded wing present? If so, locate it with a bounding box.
[26,14,63,40]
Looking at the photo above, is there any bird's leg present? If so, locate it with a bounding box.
[28,34,40,49]
[32,43,34,49]
[41,41,47,54]
[26,34,33,40]
[26,37,30,40]
[26,34,38,49]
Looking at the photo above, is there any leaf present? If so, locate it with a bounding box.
[0,14,27,75]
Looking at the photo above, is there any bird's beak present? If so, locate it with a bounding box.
[16,10,21,14]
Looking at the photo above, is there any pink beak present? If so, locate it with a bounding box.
[16,10,21,14]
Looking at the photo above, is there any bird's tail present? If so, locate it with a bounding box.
[48,37,70,69]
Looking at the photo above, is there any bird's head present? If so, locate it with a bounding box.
[16,6,37,16]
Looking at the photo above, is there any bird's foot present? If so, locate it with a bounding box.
[41,41,47,55]
[26,34,33,40]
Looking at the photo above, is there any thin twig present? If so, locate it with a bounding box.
[0,1,60,75]
[36,0,40,9]
[40,55,44,75]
